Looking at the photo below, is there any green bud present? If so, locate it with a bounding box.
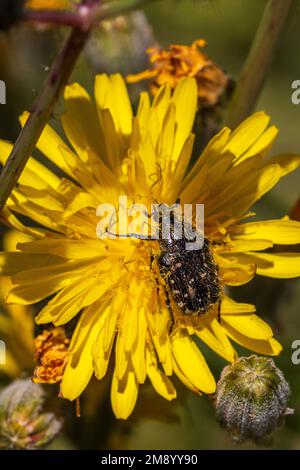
[0,378,62,450]
[214,355,293,444]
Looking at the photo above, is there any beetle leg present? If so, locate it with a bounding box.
[164,286,175,334]
[217,300,221,323]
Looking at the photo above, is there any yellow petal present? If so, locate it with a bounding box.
[223,323,282,356]
[220,238,273,253]
[60,307,103,400]
[17,238,105,259]
[172,359,200,393]
[208,317,237,361]
[182,127,231,189]
[19,112,72,176]
[269,153,300,176]
[62,82,104,159]
[220,296,256,314]
[224,111,270,160]
[131,308,147,384]
[195,321,236,362]
[0,139,60,190]
[137,91,151,130]
[231,219,300,245]
[172,78,197,162]
[146,346,176,401]
[171,332,216,393]
[95,74,133,136]
[0,252,64,276]
[218,255,257,285]
[234,252,300,278]
[240,125,279,162]
[222,313,273,340]
[111,363,138,419]
[93,308,116,380]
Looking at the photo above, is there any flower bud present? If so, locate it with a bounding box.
[214,355,293,444]
[0,378,62,449]
[85,11,155,77]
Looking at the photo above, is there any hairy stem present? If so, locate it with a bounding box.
[226,0,294,129]
[0,27,89,210]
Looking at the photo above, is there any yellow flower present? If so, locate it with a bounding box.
[127,39,230,109]
[1,76,300,419]
[26,0,71,10]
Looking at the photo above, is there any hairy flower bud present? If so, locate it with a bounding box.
[214,355,293,444]
[0,378,62,449]
[85,11,155,77]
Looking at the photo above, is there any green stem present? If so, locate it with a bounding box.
[0,27,89,211]
[0,0,157,210]
[226,0,294,129]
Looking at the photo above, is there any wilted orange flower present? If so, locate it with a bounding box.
[127,39,229,109]
[33,328,69,384]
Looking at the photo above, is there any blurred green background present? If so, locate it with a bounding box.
[1,0,300,450]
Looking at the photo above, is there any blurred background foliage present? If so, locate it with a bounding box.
[0,0,300,450]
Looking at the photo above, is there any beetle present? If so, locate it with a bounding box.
[157,231,221,318]
[104,200,222,325]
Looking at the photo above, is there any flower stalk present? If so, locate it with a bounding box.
[23,0,157,28]
[0,0,157,211]
[0,25,90,211]
[226,0,294,129]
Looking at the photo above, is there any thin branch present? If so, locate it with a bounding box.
[0,0,157,210]
[22,0,156,28]
[22,10,86,29]
[0,27,90,211]
[226,0,294,129]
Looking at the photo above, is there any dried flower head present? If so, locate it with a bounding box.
[33,328,70,384]
[214,355,293,443]
[127,39,230,109]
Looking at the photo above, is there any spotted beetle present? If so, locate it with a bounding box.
[105,200,222,324]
